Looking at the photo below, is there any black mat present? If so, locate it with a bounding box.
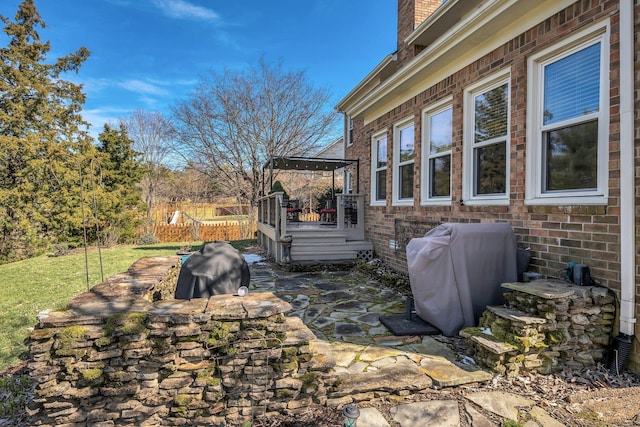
[379,314,441,336]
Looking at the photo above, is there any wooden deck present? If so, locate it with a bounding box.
[256,193,373,263]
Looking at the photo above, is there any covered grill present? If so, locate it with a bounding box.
[175,242,250,300]
[406,223,518,336]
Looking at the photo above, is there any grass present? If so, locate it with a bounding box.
[0,239,256,371]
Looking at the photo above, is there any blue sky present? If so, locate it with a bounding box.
[0,0,398,140]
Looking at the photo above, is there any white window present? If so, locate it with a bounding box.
[526,23,609,205]
[463,72,510,205]
[393,118,415,205]
[421,99,452,205]
[346,115,354,146]
[344,171,352,194]
[370,131,387,206]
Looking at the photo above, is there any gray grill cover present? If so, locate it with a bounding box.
[406,223,517,336]
[175,242,250,300]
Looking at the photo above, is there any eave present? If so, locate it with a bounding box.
[337,0,577,124]
[336,53,397,113]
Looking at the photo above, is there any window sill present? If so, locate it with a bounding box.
[460,198,509,207]
[392,199,415,207]
[420,199,452,207]
[525,194,608,206]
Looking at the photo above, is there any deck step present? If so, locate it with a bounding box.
[486,306,546,325]
[290,250,357,261]
[286,230,348,240]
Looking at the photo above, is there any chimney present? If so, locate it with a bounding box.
[397,0,442,66]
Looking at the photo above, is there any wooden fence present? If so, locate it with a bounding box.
[151,202,252,224]
[146,222,257,243]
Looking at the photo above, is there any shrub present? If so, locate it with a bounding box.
[314,187,342,214]
[137,233,160,245]
[51,243,70,257]
[101,227,120,248]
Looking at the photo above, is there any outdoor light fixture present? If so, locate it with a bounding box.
[342,404,360,427]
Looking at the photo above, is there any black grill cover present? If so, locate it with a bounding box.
[174,242,250,300]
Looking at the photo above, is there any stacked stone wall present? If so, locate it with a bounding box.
[26,256,322,426]
[464,280,615,376]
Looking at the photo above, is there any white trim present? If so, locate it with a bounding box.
[421,97,453,206]
[339,0,576,125]
[370,130,387,207]
[392,117,415,206]
[346,115,354,146]
[618,2,636,336]
[462,70,511,206]
[525,21,609,206]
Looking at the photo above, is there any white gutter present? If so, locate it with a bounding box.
[618,0,636,336]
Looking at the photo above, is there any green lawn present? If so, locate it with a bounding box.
[0,240,255,371]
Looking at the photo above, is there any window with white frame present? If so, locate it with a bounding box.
[526,23,609,205]
[421,100,452,204]
[344,170,352,194]
[463,73,510,205]
[346,116,354,146]
[393,118,415,205]
[370,131,387,205]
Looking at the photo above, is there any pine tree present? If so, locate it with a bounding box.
[95,124,145,244]
[0,0,91,261]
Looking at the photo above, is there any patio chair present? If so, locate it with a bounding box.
[320,199,337,223]
[286,199,302,221]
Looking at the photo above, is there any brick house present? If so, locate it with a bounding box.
[336,0,639,371]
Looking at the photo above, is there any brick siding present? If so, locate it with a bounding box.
[347,0,624,290]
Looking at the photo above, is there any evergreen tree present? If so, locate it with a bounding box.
[95,124,145,244]
[0,0,91,261]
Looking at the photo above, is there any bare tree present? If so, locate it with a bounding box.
[172,58,338,207]
[120,109,174,230]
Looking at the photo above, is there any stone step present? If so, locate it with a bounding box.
[460,327,518,355]
[325,359,433,403]
[501,280,575,299]
[486,305,546,325]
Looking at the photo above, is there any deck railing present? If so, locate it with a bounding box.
[336,193,365,240]
[257,192,366,261]
[257,191,284,228]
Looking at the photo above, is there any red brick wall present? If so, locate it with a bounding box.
[347,0,624,291]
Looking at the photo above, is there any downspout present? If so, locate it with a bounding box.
[618,0,636,337]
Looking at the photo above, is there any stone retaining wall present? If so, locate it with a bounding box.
[26,256,323,426]
[463,280,615,376]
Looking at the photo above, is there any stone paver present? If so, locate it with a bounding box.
[464,403,498,427]
[246,257,567,427]
[392,401,460,427]
[327,358,433,398]
[529,406,567,427]
[358,407,391,427]
[420,356,493,388]
[465,391,535,420]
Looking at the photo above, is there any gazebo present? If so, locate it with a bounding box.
[262,156,359,196]
[256,156,371,263]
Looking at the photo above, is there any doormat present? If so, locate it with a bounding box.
[379,314,441,336]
